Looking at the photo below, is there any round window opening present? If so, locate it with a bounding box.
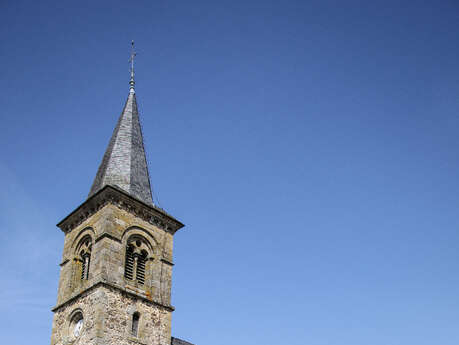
[69,312,84,338]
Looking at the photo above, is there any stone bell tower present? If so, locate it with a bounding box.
[50,43,191,345]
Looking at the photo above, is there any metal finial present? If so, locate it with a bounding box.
[129,40,136,94]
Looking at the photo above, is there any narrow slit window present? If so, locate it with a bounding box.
[132,312,140,336]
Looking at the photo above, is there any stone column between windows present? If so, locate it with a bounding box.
[83,255,90,279]
[133,255,139,281]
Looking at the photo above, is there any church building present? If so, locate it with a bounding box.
[50,43,194,345]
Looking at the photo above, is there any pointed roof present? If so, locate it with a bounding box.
[88,91,154,205]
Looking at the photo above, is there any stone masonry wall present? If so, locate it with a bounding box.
[55,203,174,308]
[52,202,175,345]
[51,285,172,345]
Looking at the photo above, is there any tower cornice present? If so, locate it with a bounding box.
[57,185,184,234]
[51,281,176,313]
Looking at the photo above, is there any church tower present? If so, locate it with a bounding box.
[50,43,188,345]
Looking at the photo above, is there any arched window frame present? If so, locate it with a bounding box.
[124,235,151,285]
[68,309,84,340]
[75,235,92,280]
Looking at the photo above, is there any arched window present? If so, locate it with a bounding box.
[69,310,84,339]
[131,312,140,336]
[124,236,150,285]
[77,236,92,280]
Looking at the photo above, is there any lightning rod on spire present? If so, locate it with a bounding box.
[129,40,136,94]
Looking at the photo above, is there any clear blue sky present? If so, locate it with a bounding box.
[1,1,459,344]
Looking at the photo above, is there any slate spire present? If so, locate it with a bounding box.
[88,42,153,205]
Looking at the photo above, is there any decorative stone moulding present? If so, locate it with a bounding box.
[57,185,184,235]
[52,281,175,313]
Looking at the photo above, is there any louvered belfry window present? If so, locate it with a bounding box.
[78,237,92,280]
[124,245,135,280]
[136,251,147,285]
[81,253,90,280]
[124,238,150,285]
